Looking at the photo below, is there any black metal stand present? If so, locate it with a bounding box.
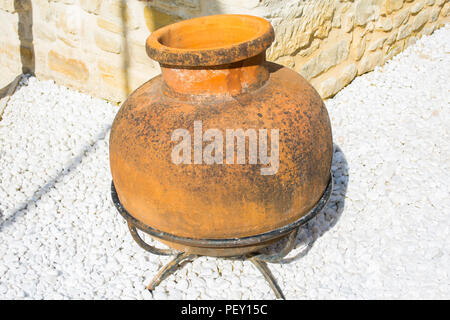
[111,177,333,299]
[128,219,296,299]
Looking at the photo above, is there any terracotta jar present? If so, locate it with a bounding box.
[109,15,333,256]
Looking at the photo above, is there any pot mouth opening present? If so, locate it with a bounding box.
[146,14,274,67]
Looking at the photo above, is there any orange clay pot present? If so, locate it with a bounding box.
[109,15,333,256]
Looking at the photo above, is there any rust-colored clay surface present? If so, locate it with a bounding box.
[110,15,332,250]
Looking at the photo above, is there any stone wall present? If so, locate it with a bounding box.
[0,0,448,102]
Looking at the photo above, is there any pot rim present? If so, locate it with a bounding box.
[145,14,275,67]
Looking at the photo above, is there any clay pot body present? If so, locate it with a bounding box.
[109,15,333,256]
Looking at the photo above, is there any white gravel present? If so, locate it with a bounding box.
[1,25,449,300]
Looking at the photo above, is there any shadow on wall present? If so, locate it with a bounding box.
[0,0,34,120]
[140,0,221,31]
[117,0,224,96]
[15,0,34,75]
[120,0,131,96]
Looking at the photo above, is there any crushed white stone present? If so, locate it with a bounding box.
[0,25,449,300]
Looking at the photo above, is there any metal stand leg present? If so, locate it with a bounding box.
[243,227,300,299]
[127,221,176,256]
[126,221,298,299]
[147,252,197,291]
[125,218,298,299]
[249,257,285,300]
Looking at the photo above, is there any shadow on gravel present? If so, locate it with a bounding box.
[0,76,22,121]
[260,143,349,264]
[0,126,111,232]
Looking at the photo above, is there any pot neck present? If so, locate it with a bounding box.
[160,53,269,96]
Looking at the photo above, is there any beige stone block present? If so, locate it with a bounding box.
[129,70,151,92]
[371,6,381,22]
[104,0,125,18]
[397,23,412,40]
[34,0,51,21]
[100,72,126,92]
[269,26,312,60]
[411,1,425,14]
[393,9,410,28]
[385,31,398,45]
[317,77,337,99]
[430,6,442,21]
[315,22,331,39]
[58,33,79,48]
[124,2,143,30]
[375,18,393,31]
[275,56,295,69]
[48,50,89,81]
[385,0,404,14]
[97,57,129,97]
[57,6,82,36]
[97,17,122,34]
[298,39,321,57]
[0,0,15,12]
[0,42,20,62]
[385,41,404,60]
[358,51,383,75]
[442,2,450,16]
[321,1,336,21]
[127,27,151,47]
[100,0,138,30]
[33,46,47,72]
[293,30,313,50]
[98,59,121,75]
[80,0,101,14]
[35,23,57,42]
[423,23,437,35]
[299,38,350,80]
[342,63,358,79]
[341,63,358,84]
[129,42,151,65]
[95,30,122,54]
[328,63,358,97]
[351,36,366,61]
[368,20,376,32]
[368,36,387,51]
[362,21,375,37]
[412,9,430,31]
[342,12,354,32]
[355,1,376,26]
[332,12,341,28]
[39,1,56,23]
[436,0,446,7]
[299,58,318,81]
[426,0,435,5]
